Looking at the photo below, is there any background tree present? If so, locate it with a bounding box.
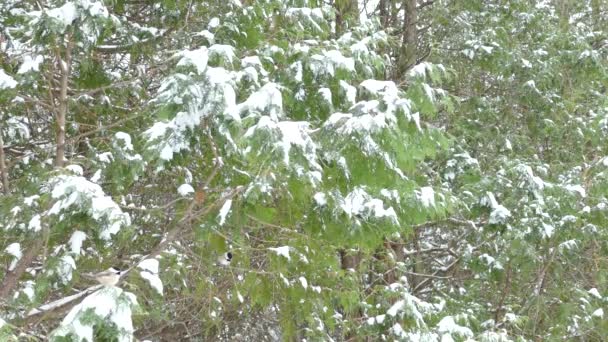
[0,0,607,341]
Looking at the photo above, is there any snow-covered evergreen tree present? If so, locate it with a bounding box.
[0,0,607,340]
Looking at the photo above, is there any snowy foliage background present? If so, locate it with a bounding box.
[1,0,608,341]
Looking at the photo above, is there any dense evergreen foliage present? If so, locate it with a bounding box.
[1,0,607,340]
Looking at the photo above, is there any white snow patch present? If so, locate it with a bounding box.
[69,231,87,255]
[66,164,84,176]
[299,277,308,289]
[588,288,602,299]
[51,287,137,342]
[244,116,319,169]
[484,192,511,224]
[208,17,220,29]
[0,69,17,89]
[268,246,292,261]
[28,214,42,232]
[138,259,163,296]
[417,187,435,208]
[5,243,22,271]
[46,2,78,28]
[314,192,327,206]
[177,184,195,196]
[341,187,399,224]
[489,205,511,224]
[564,184,586,198]
[176,46,208,74]
[217,199,232,225]
[318,87,332,105]
[237,82,283,121]
[541,222,555,238]
[339,80,357,106]
[209,44,236,65]
[437,316,473,338]
[24,195,40,207]
[114,132,133,151]
[309,50,355,77]
[18,55,44,74]
[47,175,131,240]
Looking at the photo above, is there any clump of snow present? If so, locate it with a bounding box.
[318,88,332,106]
[66,164,84,176]
[563,184,586,198]
[299,277,308,289]
[340,187,399,224]
[24,195,39,207]
[416,187,435,208]
[339,80,357,106]
[208,17,220,29]
[21,281,36,301]
[483,192,511,224]
[367,314,386,325]
[314,192,327,206]
[309,50,355,78]
[268,246,292,261]
[325,79,416,136]
[176,46,208,74]
[17,55,44,74]
[541,222,555,238]
[28,214,42,232]
[209,44,237,66]
[588,288,602,299]
[5,243,22,271]
[69,231,87,255]
[244,116,320,170]
[55,255,76,284]
[408,62,434,79]
[0,69,17,89]
[50,287,137,342]
[241,56,268,76]
[138,259,163,296]
[177,184,195,197]
[437,316,474,338]
[285,7,324,32]
[46,2,78,29]
[237,82,283,121]
[489,205,511,224]
[479,254,503,271]
[82,0,109,18]
[47,175,131,240]
[6,116,31,139]
[217,199,232,225]
[114,132,134,151]
[145,66,237,162]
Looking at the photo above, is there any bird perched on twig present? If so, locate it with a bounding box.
[82,267,123,286]
[217,252,233,266]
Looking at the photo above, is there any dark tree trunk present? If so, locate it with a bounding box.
[334,0,359,36]
[397,0,417,77]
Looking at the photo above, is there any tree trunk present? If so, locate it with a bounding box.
[334,0,359,36]
[555,0,572,31]
[54,34,73,168]
[591,0,602,30]
[397,0,417,76]
[0,124,9,193]
[379,0,388,27]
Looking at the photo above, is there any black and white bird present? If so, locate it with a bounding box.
[83,267,123,286]
[217,252,233,266]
